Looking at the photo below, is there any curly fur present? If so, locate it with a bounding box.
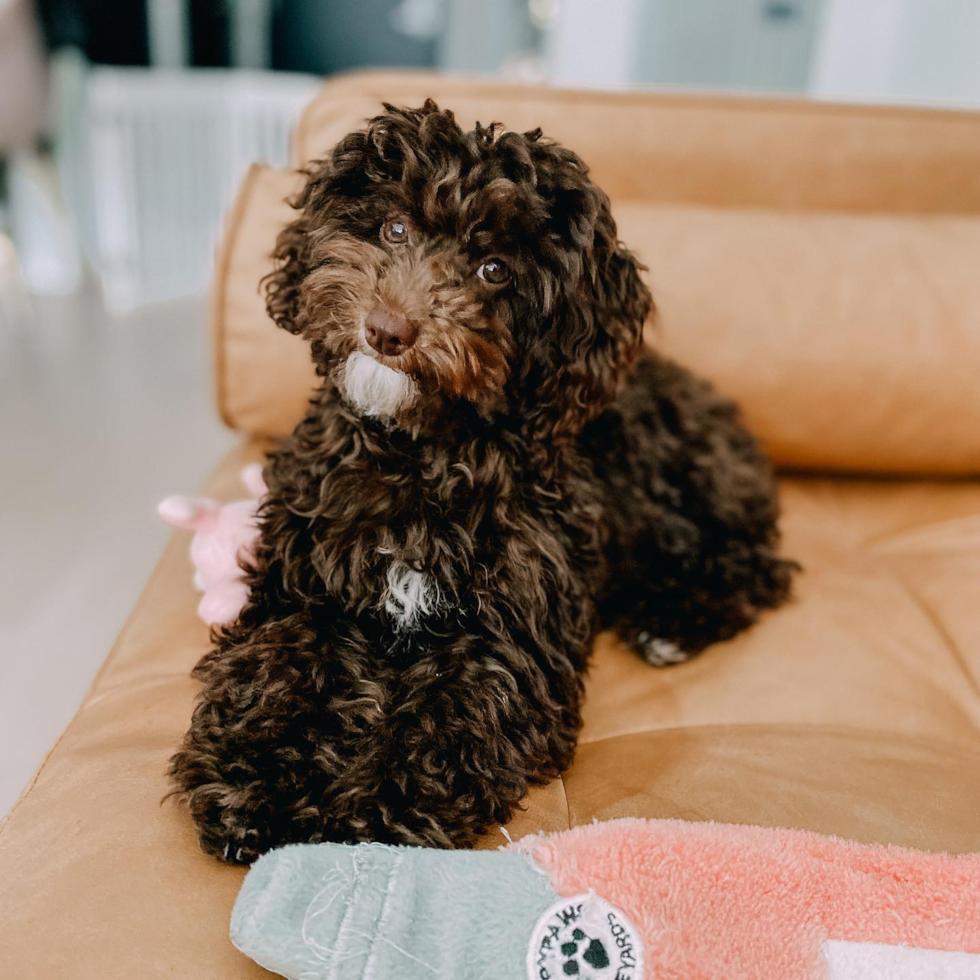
[169,100,797,863]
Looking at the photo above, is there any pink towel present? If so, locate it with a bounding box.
[513,818,980,979]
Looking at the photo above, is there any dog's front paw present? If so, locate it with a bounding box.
[187,784,278,865]
[170,757,276,865]
[210,826,265,866]
[633,631,694,667]
[189,800,273,866]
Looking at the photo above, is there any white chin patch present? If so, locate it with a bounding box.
[342,352,417,419]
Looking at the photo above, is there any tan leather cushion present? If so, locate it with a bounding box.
[213,74,980,474]
[216,171,980,474]
[2,441,979,977]
[625,206,980,475]
[294,72,980,214]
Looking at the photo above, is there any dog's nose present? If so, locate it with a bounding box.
[364,308,417,356]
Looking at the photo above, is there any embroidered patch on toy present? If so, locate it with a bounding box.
[527,892,643,980]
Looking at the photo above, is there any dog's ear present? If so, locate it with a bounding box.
[262,132,365,337]
[527,193,652,439]
[264,135,362,337]
[263,190,315,336]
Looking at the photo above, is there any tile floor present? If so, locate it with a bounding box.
[0,283,236,816]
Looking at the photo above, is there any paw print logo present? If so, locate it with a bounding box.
[560,927,610,976]
[527,893,643,980]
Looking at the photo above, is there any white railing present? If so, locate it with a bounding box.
[69,67,319,312]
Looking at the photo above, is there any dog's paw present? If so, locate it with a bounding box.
[205,825,265,866]
[634,631,694,667]
[170,752,277,865]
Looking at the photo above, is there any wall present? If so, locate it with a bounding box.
[811,0,980,106]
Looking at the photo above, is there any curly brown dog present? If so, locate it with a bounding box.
[169,100,797,864]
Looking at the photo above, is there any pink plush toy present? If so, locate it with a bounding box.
[158,464,266,626]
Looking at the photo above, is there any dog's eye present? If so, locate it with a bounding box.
[476,258,510,285]
[382,219,410,245]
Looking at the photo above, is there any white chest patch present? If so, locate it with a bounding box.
[383,560,440,630]
[342,351,417,419]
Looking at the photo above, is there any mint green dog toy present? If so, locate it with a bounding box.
[231,840,638,980]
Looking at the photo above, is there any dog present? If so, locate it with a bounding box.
[169,100,796,864]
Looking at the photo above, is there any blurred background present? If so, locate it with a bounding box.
[1,0,979,812]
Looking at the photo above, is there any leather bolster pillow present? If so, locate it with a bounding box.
[213,165,980,476]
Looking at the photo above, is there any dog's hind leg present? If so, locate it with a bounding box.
[585,355,798,665]
[605,531,797,665]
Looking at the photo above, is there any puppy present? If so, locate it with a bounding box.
[170,101,796,863]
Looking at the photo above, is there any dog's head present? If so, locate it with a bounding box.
[265,100,651,436]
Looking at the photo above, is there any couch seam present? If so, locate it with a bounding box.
[898,579,980,704]
[558,774,571,832]
[860,512,980,551]
[576,720,980,751]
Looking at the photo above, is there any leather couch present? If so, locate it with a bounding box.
[3,71,980,978]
